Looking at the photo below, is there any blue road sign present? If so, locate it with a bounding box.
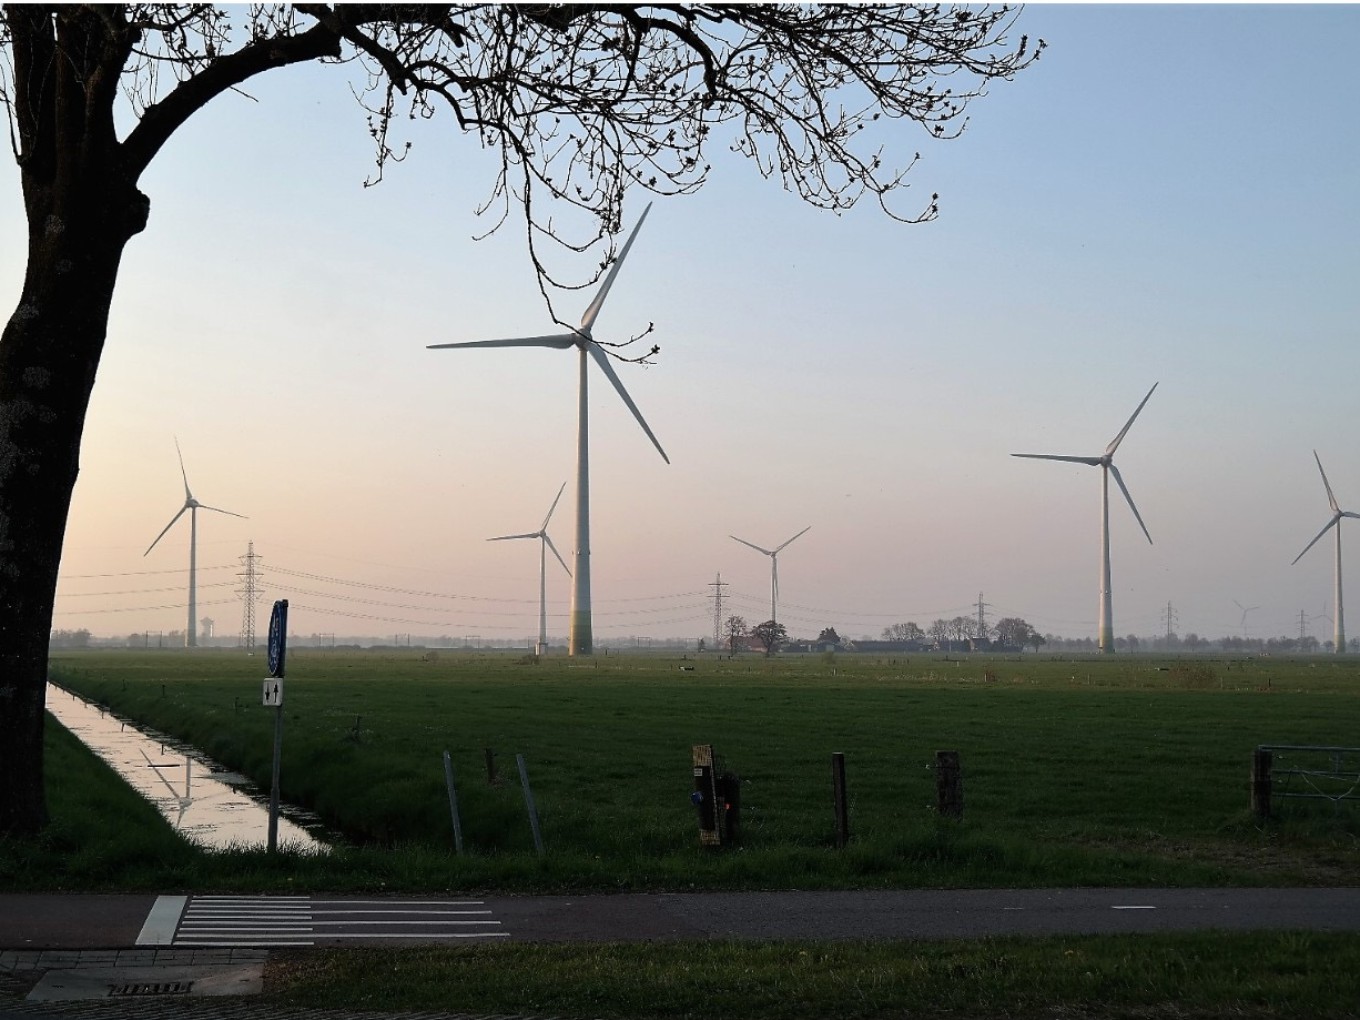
[267,599,288,678]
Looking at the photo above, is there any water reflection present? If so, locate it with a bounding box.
[46,684,329,853]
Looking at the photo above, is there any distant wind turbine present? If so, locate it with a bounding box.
[730,527,811,625]
[144,439,245,648]
[1291,451,1360,654]
[1012,383,1158,654]
[431,204,667,656]
[1233,599,1260,639]
[489,482,571,656]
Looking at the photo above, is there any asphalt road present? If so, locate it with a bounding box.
[3,888,1360,949]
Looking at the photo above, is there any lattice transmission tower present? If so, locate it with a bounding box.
[709,573,728,649]
[238,540,264,653]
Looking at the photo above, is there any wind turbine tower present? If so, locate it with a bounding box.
[430,205,667,656]
[1012,383,1158,654]
[488,482,570,656]
[144,439,245,648]
[730,527,811,625]
[1292,451,1360,654]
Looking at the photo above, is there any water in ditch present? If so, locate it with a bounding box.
[46,684,330,853]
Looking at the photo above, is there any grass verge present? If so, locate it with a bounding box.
[265,932,1360,1019]
[0,716,202,889]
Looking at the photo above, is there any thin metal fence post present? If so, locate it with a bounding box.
[831,752,849,848]
[516,753,545,855]
[443,750,464,855]
[936,750,963,819]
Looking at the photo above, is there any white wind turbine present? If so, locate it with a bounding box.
[488,482,571,657]
[144,439,245,648]
[1012,383,1158,655]
[430,204,667,656]
[1233,599,1260,640]
[730,527,811,625]
[1291,450,1360,654]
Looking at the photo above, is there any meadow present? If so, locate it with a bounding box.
[39,648,1360,892]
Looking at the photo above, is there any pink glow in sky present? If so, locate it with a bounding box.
[4,6,1358,647]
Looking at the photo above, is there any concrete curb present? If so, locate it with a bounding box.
[0,949,545,1020]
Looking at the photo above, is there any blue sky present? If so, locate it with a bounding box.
[5,4,1359,646]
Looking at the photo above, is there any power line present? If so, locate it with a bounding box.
[57,564,235,579]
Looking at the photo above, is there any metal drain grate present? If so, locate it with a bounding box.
[107,981,194,997]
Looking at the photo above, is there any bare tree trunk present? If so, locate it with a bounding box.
[0,208,142,834]
[0,6,147,835]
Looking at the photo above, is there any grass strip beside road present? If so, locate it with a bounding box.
[265,933,1360,1020]
[0,716,202,889]
[41,650,1360,891]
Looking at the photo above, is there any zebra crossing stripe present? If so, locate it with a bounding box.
[135,895,187,946]
[150,895,509,946]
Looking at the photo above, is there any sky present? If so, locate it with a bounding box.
[5,4,1360,648]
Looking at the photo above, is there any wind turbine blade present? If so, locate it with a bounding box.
[1011,454,1103,466]
[144,507,188,556]
[543,534,571,576]
[579,203,653,334]
[428,334,579,351]
[1108,463,1152,544]
[1314,450,1341,513]
[1342,512,1360,521]
[730,535,774,556]
[488,532,539,542]
[1106,382,1158,456]
[774,526,811,553]
[197,504,246,519]
[1292,517,1339,565]
[541,481,568,530]
[587,342,669,463]
[174,437,191,500]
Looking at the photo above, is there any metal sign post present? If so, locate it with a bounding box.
[264,599,288,853]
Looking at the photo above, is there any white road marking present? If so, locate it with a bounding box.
[135,895,187,946]
[1112,905,1156,910]
[168,896,508,946]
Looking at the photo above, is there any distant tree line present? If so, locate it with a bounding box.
[877,616,1045,653]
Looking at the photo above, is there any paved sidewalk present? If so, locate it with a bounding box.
[0,948,516,1020]
[2,950,267,973]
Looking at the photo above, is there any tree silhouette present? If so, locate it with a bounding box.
[0,4,1040,834]
[751,619,788,656]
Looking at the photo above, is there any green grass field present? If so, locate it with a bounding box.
[11,649,1360,1020]
[39,649,1360,891]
